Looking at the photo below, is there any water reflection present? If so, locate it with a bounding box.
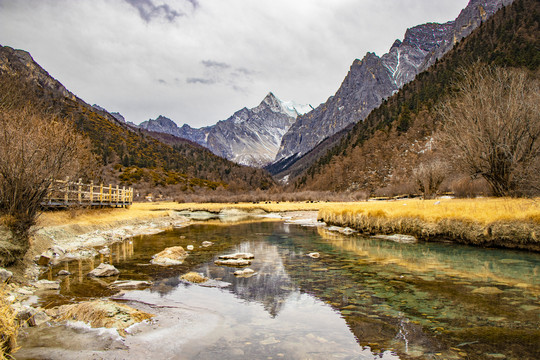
[36,221,540,359]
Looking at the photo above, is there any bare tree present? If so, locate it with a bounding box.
[0,106,95,264]
[413,159,447,199]
[438,65,540,196]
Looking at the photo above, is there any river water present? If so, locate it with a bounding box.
[19,219,540,359]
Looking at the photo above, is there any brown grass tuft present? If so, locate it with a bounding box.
[0,286,18,360]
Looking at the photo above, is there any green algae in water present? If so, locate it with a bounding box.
[38,221,540,360]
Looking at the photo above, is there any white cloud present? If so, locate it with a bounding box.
[0,0,469,127]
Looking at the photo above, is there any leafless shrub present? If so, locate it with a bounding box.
[0,106,95,264]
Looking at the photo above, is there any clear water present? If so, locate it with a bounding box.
[31,220,540,359]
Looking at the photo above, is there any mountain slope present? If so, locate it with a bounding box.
[0,45,274,191]
[139,93,308,167]
[294,0,538,193]
[272,0,512,173]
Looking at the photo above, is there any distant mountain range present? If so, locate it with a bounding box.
[0,45,274,191]
[137,93,311,167]
[128,0,512,175]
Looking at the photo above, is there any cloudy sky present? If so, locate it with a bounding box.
[0,0,469,127]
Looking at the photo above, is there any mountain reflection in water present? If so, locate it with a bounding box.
[32,221,540,360]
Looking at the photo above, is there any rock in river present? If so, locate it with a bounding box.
[46,300,153,336]
[218,252,254,260]
[234,268,256,277]
[180,272,208,284]
[88,263,120,277]
[215,259,252,267]
[151,246,188,266]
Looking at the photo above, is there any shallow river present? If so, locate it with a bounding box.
[19,219,540,359]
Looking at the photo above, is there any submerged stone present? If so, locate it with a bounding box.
[471,287,504,295]
[373,234,417,243]
[35,280,60,291]
[110,280,152,289]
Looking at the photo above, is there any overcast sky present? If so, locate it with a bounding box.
[0,0,469,127]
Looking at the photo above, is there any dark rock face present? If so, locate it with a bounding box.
[273,0,512,167]
[0,45,75,100]
[139,93,304,167]
[419,0,514,71]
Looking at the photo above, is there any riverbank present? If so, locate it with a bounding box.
[318,197,540,251]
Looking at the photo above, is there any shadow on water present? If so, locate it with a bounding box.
[34,221,540,359]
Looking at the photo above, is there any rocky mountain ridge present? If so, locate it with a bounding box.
[272,0,513,172]
[139,92,309,167]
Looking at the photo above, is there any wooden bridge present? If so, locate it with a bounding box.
[42,178,133,208]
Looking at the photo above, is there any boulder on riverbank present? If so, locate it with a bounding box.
[88,263,119,277]
[150,246,188,266]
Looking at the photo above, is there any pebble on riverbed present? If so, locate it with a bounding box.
[307,252,320,258]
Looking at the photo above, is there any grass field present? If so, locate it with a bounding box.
[35,198,540,251]
[319,197,540,225]
[318,198,540,251]
[37,198,540,227]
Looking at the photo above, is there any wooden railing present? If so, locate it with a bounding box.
[42,178,133,208]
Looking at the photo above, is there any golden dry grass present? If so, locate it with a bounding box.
[318,197,540,225]
[36,198,539,229]
[0,286,18,360]
[318,198,540,251]
[35,201,323,228]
